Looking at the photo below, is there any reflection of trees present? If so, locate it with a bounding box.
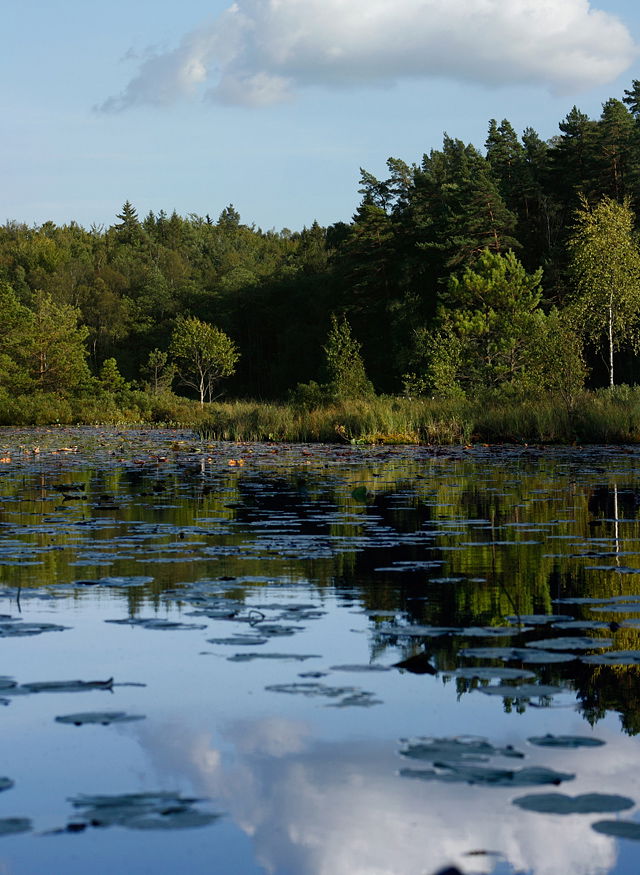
[6,440,640,731]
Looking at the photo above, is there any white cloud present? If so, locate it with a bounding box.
[138,716,637,875]
[99,0,637,110]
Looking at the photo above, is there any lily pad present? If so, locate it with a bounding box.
[400,737,524,763]
[525,637,612,651]
[505,614,573,625]
[21,678,114,693]
[226,653,320,663]
[250,624,304,637]
[68,792,219,831]
[126,810,221,830]
[581,650,640,665]
[400,764,574,787]
[592,820,640,840]
[0,818,31,836]
[475,684,563,698]
[0,778,14,792]
[460,646,577,664]
[265,681,380,707]
[447,667,536,681]
[55,711,145,726]
[329,664,392,672]
[513,793,634,814]
[0,621,68,637]
[381,625,454,638]
[105,618,207,631]
[206,636,268,646]
[528,734,605,748]
[460,627,529,637]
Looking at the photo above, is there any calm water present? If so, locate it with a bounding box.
[1,428,640,874]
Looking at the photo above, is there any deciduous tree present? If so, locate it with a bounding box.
[169,316,239,406]
[568,196,640,386]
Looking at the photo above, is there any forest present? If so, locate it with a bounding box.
[4,81,640,432]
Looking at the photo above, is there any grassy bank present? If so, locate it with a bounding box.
[196,388,640,445]
[4,387,640,445]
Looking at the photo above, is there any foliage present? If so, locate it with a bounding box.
[420,250,568,399]
[568,196,640,387]
[323,314,374,400]
[169,316,239,406]
[142,348,175,394]
[4,81,640,404]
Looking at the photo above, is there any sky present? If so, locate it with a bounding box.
[3,0,640,232]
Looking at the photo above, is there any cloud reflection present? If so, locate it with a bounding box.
[135,715,640,875]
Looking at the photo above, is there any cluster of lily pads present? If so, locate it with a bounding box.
[398,733,640,837]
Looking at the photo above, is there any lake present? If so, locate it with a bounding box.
[1,427,640,875]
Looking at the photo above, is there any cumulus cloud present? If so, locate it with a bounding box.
[138,716,637,875]
[98,0,638,111]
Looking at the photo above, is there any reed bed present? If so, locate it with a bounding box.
[4,388,640,445]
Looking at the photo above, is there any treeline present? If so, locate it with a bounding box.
[4,81,640,418]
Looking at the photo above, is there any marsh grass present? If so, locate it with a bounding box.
[197,391,640,445]
[4,388,640,445]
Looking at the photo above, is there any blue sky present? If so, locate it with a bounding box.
[3,0,640,232]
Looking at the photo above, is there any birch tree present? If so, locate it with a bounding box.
[169,316,239,406]
[568,196,640,387]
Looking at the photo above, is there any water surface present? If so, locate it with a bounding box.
[1,429,640,874]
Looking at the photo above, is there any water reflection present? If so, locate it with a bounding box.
[2,431,640,873]
[137,713,636,875]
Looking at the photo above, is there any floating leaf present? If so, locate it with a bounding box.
[67,792,219,831]
[581,650,640,665]
[505,614,573,625]
[447,667,536,681]
[400,737,524,763]
[460,627,528,637]
[105,618,206,631]
[265,681,380,707]
[552,620,610,631]
[227,653,320,663]
[250,624,304,637]
[592,820,640,840]
[589,604,640,614]
[460,646,576,664]
[0,778,14,792]
[528,734,605,748]
[126,811,221,830]
[21,678,114,693]
[400,764,574,787]
[206,636,268,646]
[329,664,392,673]
[0,818,31,836]
[328,692,382,708]
[513,793,634,814]
[55,712,145,726]
[380,625,454,638]
[525,637,612,651]
[475,684,563,698]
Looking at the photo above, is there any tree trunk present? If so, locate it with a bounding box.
[608,303,614,387]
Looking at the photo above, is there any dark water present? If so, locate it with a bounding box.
[1,428,640,874]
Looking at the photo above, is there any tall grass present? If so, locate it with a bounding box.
[195,397,476,444]
[197,390,640,445]
[4,387,640,444]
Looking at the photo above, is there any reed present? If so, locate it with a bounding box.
[4,388,640,445]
